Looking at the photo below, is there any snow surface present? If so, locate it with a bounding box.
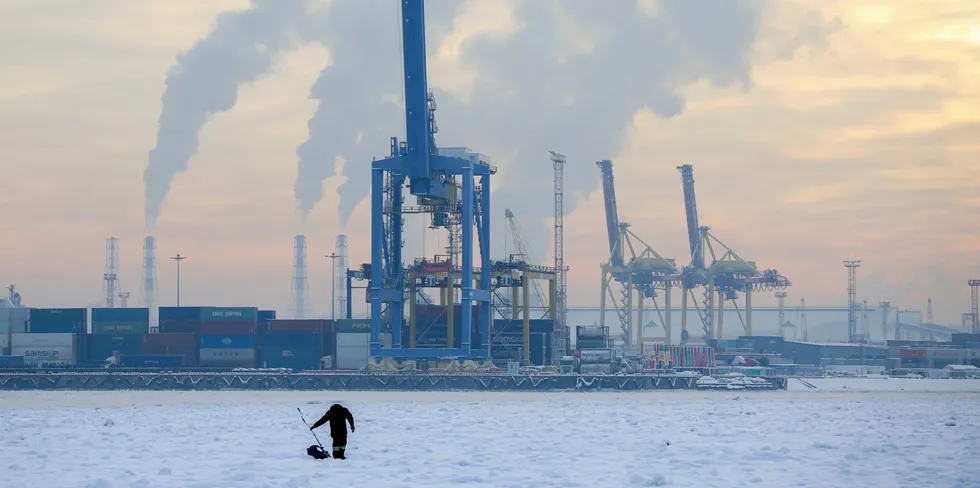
[2,389,979,488]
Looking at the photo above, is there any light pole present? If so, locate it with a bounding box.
[326,253,339,321]
[170,254,186,306]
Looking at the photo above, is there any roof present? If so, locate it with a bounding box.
[943,365,979,371]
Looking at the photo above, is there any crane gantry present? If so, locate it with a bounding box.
[596,160,680,352]
[676,164,791,342]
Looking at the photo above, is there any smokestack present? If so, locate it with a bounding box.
[334,234,348,317]
[104,237,119,308]
[292,235,310,318]
[142,236,157,326]
[142,0,311,231]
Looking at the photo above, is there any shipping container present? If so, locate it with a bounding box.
[257,310,277,323]
[260,335,321,371]
[92,307,150,323]
[29,308,87,334]
[119,355,185,368]
[926,348,967,360]
[575,337,609,349]
[199,348,256,362]
[86,334,142,361]
[900,348,926,359]
[644,344,715,368]
[159,319,201,334]
[92,322,150,335]
[200,334,256,349]
[199,321,255,335]
[335,319,371,333]
[159,307,203,322]
[0,355,26,368]
[266,319,327,334]
[579,349,614,363]
[576,325,609,338]
[0,308,29,334]
[0,334,7,353]
[492,319,555,335]
[580,363,613,374]
[12,333,76,348]
[142,332,197,348]
[12,346,76,367]
[336,332,369,369]
[200,307,258,323]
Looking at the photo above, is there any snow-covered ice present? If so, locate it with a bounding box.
[2,389,979,488]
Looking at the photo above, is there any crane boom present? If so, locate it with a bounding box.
[596,160,623,267]
[677,164,703,269]
[504,209,548,308]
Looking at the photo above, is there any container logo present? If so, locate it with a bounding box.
[210,350,242,357]
[222,337,232,346]
[211,311,244,317]
[281,350,294,358]
[24,350,60,358]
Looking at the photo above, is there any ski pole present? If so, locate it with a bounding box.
[297,407,325,450]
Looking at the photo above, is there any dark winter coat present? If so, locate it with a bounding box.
[311,404,355,438]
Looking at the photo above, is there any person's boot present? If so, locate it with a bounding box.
[336,447,346,459]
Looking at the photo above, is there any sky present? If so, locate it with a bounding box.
[0,0,977,328]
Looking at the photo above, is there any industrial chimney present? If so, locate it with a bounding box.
[334,234,348,319]
[142,236,158,326]
[292,235,310,318]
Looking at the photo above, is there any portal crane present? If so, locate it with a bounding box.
[369,0,496,359]
[504,209,548,311]
[596,160,681,351]
[676,164,790,341]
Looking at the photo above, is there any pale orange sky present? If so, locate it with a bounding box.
[0,0,977,325]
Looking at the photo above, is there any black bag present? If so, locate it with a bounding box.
[307,445,329,460]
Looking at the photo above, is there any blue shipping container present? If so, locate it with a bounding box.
[29,308,87,334]
[493,319,554,334]
[257,310,277,323]
[92,308,150,323]
[200,307,257,323]
[0,356,26,368]
[87,335,142,361]
[260,345,320,371]
[119,355,185,368]
[159,307,202,322]
[200,334,256,349]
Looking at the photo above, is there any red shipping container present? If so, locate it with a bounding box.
[159,320,201,334]
[266,319,324,334]
[199,322,255,335]
[900,348,926,359]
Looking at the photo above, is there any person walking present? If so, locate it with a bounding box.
[310,403,355,459]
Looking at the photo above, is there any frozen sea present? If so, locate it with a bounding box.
[2,378,979,488]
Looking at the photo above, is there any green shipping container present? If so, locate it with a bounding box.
[200,307,257,323]
[86,334,142,361]
[92,322,150,335]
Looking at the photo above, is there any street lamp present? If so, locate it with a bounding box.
[326,253,339,321]
[170,254,187,306]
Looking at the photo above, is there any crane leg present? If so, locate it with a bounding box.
[665,285,672,345]
[717,290,725,340]
[680,289,688,344]
[745,289,752,336]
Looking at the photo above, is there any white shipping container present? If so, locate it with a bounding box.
[336,332,369,370]
[199,348,255,361]
[11,346,76,367]
[11,333,75,348]
[578,349,614,362]
[579,363,612,374]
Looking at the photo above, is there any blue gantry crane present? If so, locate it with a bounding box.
[676,164,791,341]
[368,0,496,359]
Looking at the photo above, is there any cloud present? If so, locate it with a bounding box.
[295,0,837,252]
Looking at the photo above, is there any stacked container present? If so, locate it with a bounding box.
[11,332,78,367]
[158,306,203,333]
[488,319,554,366]
[1,308,30,355]
[334,319,370,370]
[199,333,256,368]
[86,308,150,365]
[141,333,197,366]
[576,325,610,350]
[260,333,321,371]
[577,348,614,374]
[642,344,715,369]
[30,308,87,334]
